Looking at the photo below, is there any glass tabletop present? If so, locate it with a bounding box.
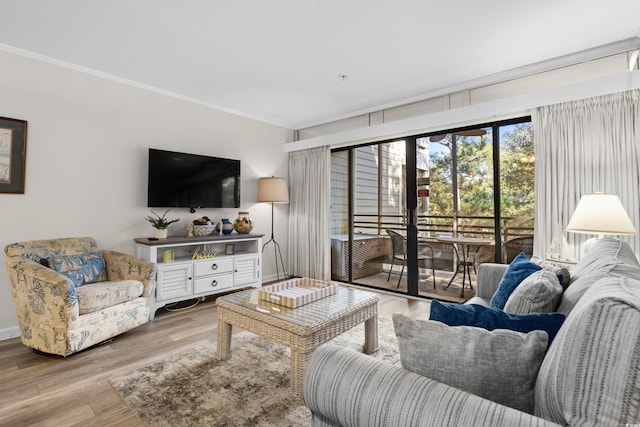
[218,285,378,328]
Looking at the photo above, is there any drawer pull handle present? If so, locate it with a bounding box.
[211,280,218,287]
[211,264,218,270]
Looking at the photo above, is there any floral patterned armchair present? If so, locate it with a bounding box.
[5,237,156,356]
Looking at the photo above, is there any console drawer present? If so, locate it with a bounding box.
[193,258,233,277]
[194,273,233,294]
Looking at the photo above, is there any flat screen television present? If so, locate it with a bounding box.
[148,148,240,210]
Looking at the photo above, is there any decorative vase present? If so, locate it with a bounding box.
[233,211,253,234]
[215,218,234,235]
[154,228,168,239]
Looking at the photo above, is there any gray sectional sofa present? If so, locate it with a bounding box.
[303,237,640,426]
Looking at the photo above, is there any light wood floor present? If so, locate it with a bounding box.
[0,287,431,427]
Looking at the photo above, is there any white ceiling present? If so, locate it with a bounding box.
[0,1,639,129]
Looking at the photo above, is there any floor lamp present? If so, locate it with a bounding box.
[258,177,289,280]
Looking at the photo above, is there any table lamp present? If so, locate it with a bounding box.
[258,177,289,280]
[566,192,636,253]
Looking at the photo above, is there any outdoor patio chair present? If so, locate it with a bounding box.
[386,229,436,289]
[503,235,534,263]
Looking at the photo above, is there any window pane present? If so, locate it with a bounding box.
[425,135,453,236]
[330,151,348,236]
[499,122,535,249]
[354,145,381,234]
[457,128,494,239]
[381,141,406,230]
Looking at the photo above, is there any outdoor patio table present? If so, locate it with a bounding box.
[436,236,495,297]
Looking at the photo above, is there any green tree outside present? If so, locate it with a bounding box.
[425,123,534,233]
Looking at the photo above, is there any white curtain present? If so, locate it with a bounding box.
[287,146,331,279]
[533,89,640,258]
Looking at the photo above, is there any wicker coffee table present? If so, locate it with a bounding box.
[216,284,379,399]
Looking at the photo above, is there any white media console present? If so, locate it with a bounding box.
[135,234,263,319]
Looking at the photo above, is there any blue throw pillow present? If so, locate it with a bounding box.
[48,252,106,287]
[490,252,542,309]
[429,299,566,346]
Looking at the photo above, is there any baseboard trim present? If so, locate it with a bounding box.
[0,326,20,341]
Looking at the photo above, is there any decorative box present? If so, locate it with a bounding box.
[258,277,338,308]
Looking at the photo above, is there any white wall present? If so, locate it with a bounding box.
[0,50,293,339]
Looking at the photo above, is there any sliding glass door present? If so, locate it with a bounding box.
[330,138,423,295]
[330,117,534,299]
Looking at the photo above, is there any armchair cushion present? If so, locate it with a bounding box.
[47,252,107,287]
[393,314,547,414]
[430,299,566,346]
[76,280,144,315]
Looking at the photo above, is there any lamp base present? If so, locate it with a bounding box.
[263,237,286,281]
[582,236,603,255]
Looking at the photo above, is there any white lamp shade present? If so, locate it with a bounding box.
[567,193,636,236]
[257,177,289,203]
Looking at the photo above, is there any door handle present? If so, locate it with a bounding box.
[405,208,417,226]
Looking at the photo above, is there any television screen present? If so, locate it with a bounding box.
[148,148,240,209]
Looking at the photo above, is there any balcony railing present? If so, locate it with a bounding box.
[349,213,533,242]
[330,213,534,284]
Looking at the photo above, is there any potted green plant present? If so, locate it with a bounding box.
[145,209,180,238]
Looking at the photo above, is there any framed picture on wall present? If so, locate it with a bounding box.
[0,116,28,194]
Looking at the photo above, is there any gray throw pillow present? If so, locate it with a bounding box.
[531,256,571,290]
[393,313,547,414]
[504,268,563,314]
